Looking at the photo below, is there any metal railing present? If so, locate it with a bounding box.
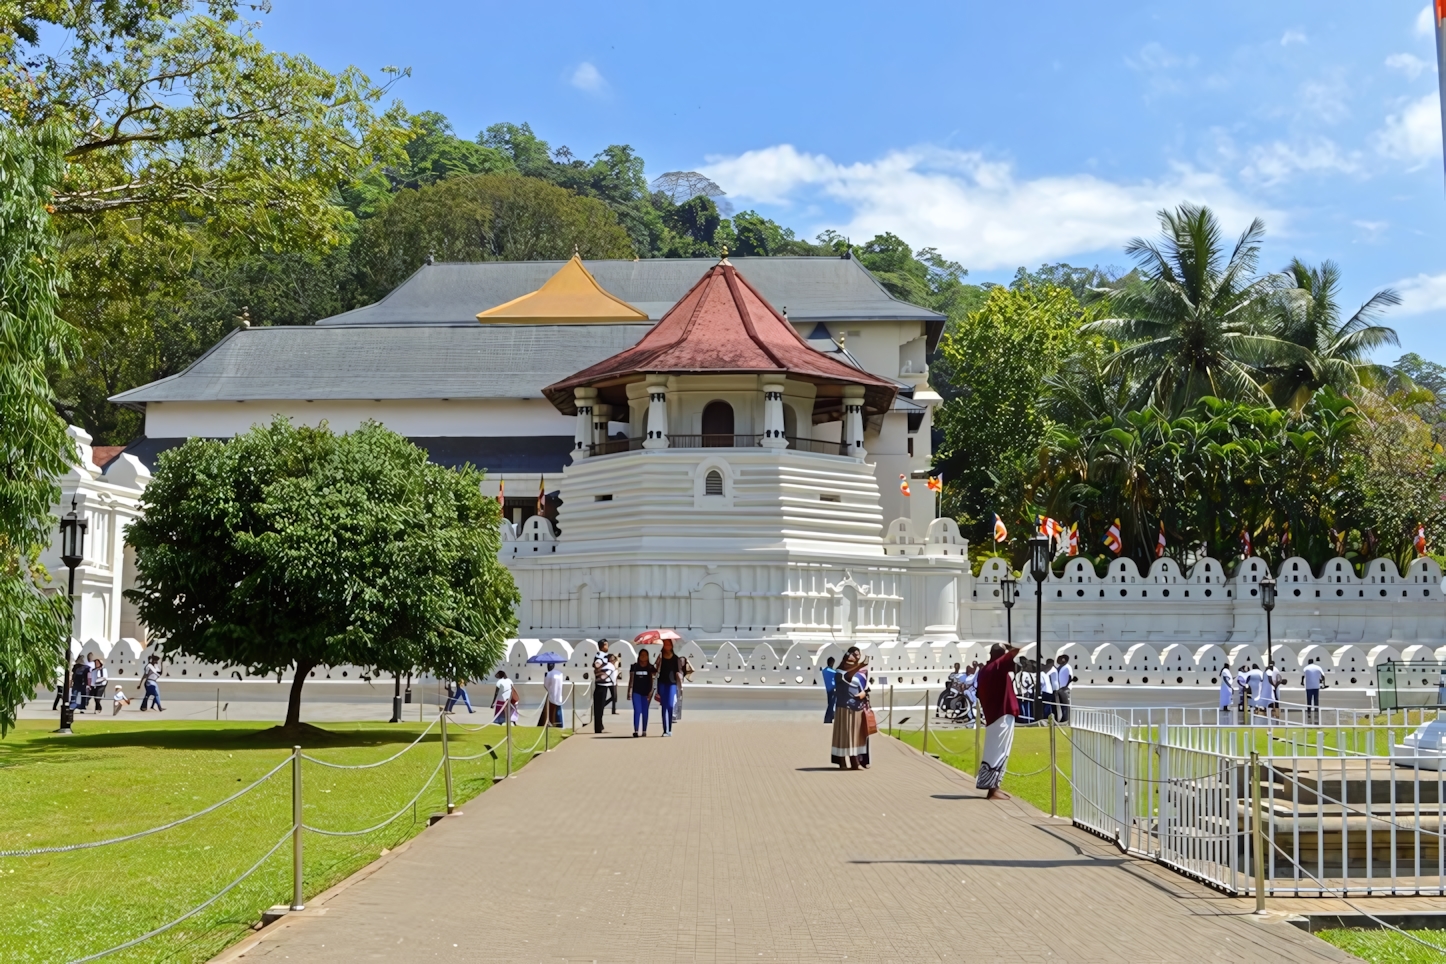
[587,435,847,456]
[1069,707,1446,896]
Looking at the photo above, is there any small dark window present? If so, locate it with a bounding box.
[820,493,841,503]
[704,470,724,496]
[702,401,735,445]
[594,494,613,502]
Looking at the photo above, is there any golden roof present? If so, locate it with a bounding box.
[476,254,649,324]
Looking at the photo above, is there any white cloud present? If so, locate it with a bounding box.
[1386,52,1428,78]
[1393,271,1446,314]
[1281,30,1307,46]
[1240,138,1360,185]
[569,62,606,93]
[700,144,1279,271]
[1375,92,1442,163]
[1417,5,1434,37]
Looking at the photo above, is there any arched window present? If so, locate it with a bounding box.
[704,469,724,496]
[702,401,734,446]
[782,403,797,441]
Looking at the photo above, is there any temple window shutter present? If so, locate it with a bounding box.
[705,470,724,496]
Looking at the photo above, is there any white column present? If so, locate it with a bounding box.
[592,403,613,450]
[760,377,787,449]
[573,387,596,459]
[643,375,670,449]
[843,386,866,459]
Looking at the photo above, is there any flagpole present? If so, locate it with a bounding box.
[1436,0,1446,190]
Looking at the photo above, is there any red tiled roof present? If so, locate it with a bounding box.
[91,446,127,470]
[544,261,897,417]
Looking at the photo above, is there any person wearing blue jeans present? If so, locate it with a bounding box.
[628,649,657,737]
[139,655,165,711]
[446,678,474,713]
[821,657,838,723]
[655,640,682,736]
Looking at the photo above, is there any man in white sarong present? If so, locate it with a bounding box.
[975,643,1022,800]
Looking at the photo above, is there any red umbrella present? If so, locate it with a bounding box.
[633,629,681,646]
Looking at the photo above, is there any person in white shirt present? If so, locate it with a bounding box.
[87,658,108,713]
[1037,658,1055,722]
[1235,666,1249,715]
[111,683,131,716]
[492,671,517,724]
[139,655,165,712]
[1247,664,1265,714]
[1302,660,1326,720]
[1054,655,1073,723]
[539,663,565,728]
[591,642,615,734]
[1219,665,1235,715]
[1258,665,1276,718]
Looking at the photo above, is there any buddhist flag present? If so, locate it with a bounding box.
[926,475,942,493]
[537,476,546,516]
[1281,521,1291,551]
[1037,515,1062,540]
[1156,522,1167,558]
[899,474,911,496]
[1435,0,1446,189]
[993,514,1008,543]
[1103,519,1123,555]
[1067,522,1079,556]
[1417,524,1428,557]
[497,478,504,506]
[1241,528,1253,558]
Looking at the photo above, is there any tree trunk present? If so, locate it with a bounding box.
[286,659,316,729]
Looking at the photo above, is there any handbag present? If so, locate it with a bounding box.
[863,706,878,736]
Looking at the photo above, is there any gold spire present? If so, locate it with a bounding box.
[718,243,731,266]
[476,254,648,324]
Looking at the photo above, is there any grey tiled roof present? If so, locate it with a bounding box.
[316,257,944,326]
[110,324,654,403]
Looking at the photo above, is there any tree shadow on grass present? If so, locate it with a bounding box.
[3,721,452,756]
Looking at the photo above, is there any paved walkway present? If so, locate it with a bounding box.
[220,724,1356,963]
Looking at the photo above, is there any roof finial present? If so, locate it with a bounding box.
[425,251,435,265]
[573,243,580,258]
[719,243,731,266]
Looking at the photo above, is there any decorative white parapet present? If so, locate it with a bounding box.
[643,374,669,449]
[760,377,787,449]
[843,385,866,459]
[572,386,596,459]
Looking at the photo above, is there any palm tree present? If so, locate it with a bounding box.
[1265,259,1400,410]
[1085,204,1298,415]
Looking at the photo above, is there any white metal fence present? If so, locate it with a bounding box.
[1069,706,1446,896]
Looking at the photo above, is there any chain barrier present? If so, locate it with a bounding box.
[66,830,292,964]
[300,717,438,769]
[303,757,446,837]
[0,756,291,858]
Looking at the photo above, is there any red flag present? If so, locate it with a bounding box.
[899,473,911,496]
[1416,524,1428,557]
[1067,522,1079,557]
[926,475,942,493]
[1155,522,1167,558]
[1241,528,1253,558]
[537,476,546,517]
[1103,519,1123,555]
[993,514,1008,543]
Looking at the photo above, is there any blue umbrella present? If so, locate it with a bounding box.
[527,652,569,665]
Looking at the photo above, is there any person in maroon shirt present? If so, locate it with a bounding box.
[974,643,1022,800]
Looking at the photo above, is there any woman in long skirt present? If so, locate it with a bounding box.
[830,647,871,770]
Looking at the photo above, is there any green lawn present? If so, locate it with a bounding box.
[1316,929,1446,963]
[0,717,562,964]
[891,723,1072,817]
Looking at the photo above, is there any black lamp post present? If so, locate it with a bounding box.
[1000,573,1017,651]
[57,498,87,735]
[1027,533,1052,724]
[1260,572,1277,668]
[390,672,403,723]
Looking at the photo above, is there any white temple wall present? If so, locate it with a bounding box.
[143,397,572,439]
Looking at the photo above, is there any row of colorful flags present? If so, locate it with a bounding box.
[989,513,1432,559]
[495,477,549,517]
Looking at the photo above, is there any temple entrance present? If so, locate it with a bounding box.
[701,401,734,446]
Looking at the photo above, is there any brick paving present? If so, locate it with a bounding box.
[220,724,1357,963]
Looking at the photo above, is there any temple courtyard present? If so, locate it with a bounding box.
[215,724,1355,963]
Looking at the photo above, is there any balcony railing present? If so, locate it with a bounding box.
[588,435,846,456]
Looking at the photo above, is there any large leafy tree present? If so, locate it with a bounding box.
[0,123,76,735]
[1265,259,1400,410]
[1086,204,1294,415]
[125,419,519,730]
[346,172,636,304]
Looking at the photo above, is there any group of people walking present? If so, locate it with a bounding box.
[54,653,164,714]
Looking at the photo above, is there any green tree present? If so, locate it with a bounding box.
[1086,204,1294,415]
[346,172,636,303]
[1265,259,1400,410]
[932,284,1093,537]
[0,123,76,735]
[125,419,519,730]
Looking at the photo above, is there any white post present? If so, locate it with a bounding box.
[573,387,596,459]
[760,378,787,449]
[843,386,866,459]
[643,375,669,449]
[592,403,613,451]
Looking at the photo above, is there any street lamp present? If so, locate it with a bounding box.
[1259,571,1277,668]
[1027,533,1052,724]
[1000,572,1017,650]
[57,498,87,735]
[390,672,403,723]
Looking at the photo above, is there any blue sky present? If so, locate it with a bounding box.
[258,0,1446,360]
